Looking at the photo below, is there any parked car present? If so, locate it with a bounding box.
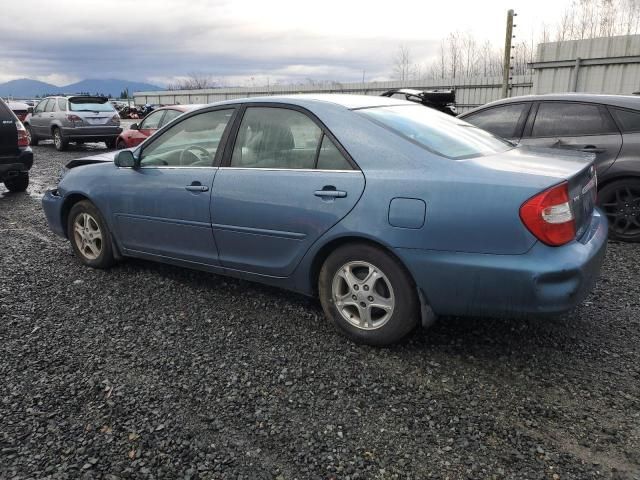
[41,95,606,345]
[6,101,31,122]
[24,96,122,151]
[460,93,640,242]
[116,105,201,149]
[0,98,33,192]
[381,88,457,115]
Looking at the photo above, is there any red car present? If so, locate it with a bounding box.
[7,101,31,122]
[116,105,202,149]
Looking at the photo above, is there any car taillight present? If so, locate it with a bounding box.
[16,121,29,147]
[519,181,576,246]
[66,114,82,125]
[111,114,120,125]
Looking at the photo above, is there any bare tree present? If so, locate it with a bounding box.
[392,45,414,82]
[166,72,218,90]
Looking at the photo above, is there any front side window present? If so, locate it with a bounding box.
[140,110,164,130]
[359,105,512,160]
[44,99,56,113]
[531,102,617,137]
[464,103,529,138]
[34,100,47,113]
[161,109,183,126]
[140,109,233,168]
[231,107,322,169]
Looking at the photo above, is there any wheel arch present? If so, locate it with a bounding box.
[598,173,640,191]
[60,193,91,238]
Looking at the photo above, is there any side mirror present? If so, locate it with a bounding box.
[114,150,136,168]
[129,123,139,130]
[28,107,34,114]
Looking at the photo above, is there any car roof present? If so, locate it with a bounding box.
[461,93,640,116]
[191,94,412,111]
[156,104,204,112]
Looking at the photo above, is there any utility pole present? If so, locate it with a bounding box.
[502,9,516,98]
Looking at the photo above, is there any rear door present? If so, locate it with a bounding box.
[210,105,365,277]
[461,102,531,142]
[0,100,18,158]
[519,101,622,177]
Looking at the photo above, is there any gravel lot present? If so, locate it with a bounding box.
[1,141,639,480]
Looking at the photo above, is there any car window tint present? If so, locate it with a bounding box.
[161,109,183,126]
[57,98,68,111]
[140,110,164,130]
[44,99,56,113]
[532,102,616,137]
[231,107,322,169]
[316,135,352,170]
[140,109,233,168]
[464,103,528,138]
[359,105,512,160]
[610,107,640,133]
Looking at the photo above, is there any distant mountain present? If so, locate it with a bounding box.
[0,78,161,98]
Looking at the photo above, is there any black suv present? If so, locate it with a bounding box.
[0,98,33,192]
[460,94,640,242]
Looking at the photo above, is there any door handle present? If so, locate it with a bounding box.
[578,145,605,153]
[185,182,209,192]
[314,189,346,198]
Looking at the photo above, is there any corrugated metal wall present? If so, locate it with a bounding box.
[133,34,640,110]
[133,75,533,113]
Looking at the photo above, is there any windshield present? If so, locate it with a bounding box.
[69,99,115,113]
[358,105,512,160]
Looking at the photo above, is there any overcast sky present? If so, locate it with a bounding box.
[2,0,573,87]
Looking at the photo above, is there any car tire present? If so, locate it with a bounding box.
[25,124,38,146]
[53,127,68,151]
[105,138,116,149]
[116,139,127,150]
[598,178,640,242]
[318,242,419,345]
[4,173,29,193]
[67,200,115,269]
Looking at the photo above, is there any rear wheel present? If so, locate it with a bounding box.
[67,200,115,268]
[598,179,640,242]
[4,173,29,192]
[25,124,38,146]
[53,127,68,151]
[319,243,419,345]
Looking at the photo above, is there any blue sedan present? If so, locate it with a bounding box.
[42,95,608,345]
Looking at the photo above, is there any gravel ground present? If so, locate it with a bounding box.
[1,142,639,480]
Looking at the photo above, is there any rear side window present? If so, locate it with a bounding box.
[532,102,617,137]
[359,105,512,160]
[231,107,322,169]
[464,103,529,138]
[316,135,352,170]
[57,98,68,111]
[610,107,640,133]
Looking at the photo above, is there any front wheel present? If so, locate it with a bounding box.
[4,173,29,192]
[319,243,420,345]
[598,179,640,242]
[67,200,115,268]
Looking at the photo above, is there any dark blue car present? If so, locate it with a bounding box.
[42,95,607,345]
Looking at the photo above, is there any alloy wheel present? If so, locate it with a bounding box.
[54,130,61,149]
[600,184,640,240]
[331,261,395,330]
[73,213,103,260]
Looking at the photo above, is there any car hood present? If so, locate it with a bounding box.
[65,151,120,169]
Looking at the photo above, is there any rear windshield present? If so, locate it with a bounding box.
[358,105,512,160]
[69,98,115,113]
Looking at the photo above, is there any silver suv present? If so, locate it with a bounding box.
[24,96,122,151]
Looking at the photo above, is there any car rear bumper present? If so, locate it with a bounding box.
[0,149,34,179]
[61,126,122,140]
[42,189,66,237]
[395,209,608,318]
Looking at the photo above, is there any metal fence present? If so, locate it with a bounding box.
[133,75,534,113]
[133,34,640,111]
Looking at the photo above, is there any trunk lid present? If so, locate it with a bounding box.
[472,145,597,242]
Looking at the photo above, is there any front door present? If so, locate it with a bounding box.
[110,108,236,266]
[30,99,50,137]
[519,102,623,177]
[211,106,365,277]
